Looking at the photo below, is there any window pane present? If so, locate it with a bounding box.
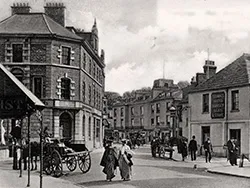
[61,78,70,99]
[34,77,42,98]
[62,47,71,65]
[13,44,23,62]
[203,94,209,113]
[232,90,239,110]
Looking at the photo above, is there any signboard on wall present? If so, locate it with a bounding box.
[0,63,44,119]
[211,92,225,119]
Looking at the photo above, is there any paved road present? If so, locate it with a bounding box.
[59,146,250,188]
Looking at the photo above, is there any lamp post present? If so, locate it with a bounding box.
[169,106,177,138]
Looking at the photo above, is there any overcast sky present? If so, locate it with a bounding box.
[1,0,250,95]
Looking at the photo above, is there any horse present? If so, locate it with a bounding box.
[22,141,40,171]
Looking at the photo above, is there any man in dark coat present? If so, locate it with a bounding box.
[150,137,159,157]
[204,137,213,163]
[188,135,198,161]
[227,137,238,166]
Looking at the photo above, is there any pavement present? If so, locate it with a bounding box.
[1,145,250,188]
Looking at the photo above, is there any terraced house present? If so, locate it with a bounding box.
[108,79,183,143]
[0,3,105,149]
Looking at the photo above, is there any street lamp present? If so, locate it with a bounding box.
[169,106,177,138]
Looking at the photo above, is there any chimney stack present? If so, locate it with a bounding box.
[44,2,65,27]
[11,3,30,15]
[203,60,217,79]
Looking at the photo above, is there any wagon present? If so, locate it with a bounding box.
[43,138,91,177]
[158,143,174,159]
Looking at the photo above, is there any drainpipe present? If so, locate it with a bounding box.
[225,89,229,141]
[225,89,229,157]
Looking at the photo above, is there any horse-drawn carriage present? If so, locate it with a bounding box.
[42,138,91,177]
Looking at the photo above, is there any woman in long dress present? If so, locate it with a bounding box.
[100,139,118,181]
[119,139,133,181]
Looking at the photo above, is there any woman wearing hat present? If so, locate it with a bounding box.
[119,139,134,181]
[100,137,119,181]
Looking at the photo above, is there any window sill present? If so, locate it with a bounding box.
[230,109,240,113]
[202,112,209,114]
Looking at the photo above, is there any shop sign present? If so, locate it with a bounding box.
[211,92,225,119]
[0,97,28,118]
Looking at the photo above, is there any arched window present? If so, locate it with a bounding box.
[11,68,24,82]
[59,112,72,139]
[61,78,70,99]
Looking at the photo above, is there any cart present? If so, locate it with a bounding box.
[158,143,174,159]
[43,139,91,177]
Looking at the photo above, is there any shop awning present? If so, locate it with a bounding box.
[0,63,45,118]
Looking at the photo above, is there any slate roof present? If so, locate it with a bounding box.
[0,13,82,40]
[191,53,250,93]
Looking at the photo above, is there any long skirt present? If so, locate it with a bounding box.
[103,161,116,180]
[119,156,131,180]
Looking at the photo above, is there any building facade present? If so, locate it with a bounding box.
[182,54,250,157]
[106,79,183,143]
[0,3,105,150]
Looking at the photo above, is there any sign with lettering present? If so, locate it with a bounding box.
[0,97,28,118]
[0,64,44,118]
[211,92,225,119]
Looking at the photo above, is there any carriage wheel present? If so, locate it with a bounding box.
[66,156,77,171]
[51,150,63,177]
[43,155,52,175]
[78,152,91,173]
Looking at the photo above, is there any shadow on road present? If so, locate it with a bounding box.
[135,164,207,174]
[78,179,124,186]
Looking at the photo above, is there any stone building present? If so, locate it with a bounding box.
[107,79,183,143]
[0,3,105,149]
[182,54,250,157]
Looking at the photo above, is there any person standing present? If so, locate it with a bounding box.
[179,139,188,161]
[188,135,198,161]
[150,137,159,157]
[204,138,213,163]
[100,138,119,181]
[119,139,133,181]
[227,137,238,166]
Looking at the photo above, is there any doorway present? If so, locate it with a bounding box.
[202,126,210,144]
[59,112,72,139]
[230,129,241,154]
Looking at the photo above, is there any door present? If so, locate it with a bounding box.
[202,126,210,144]
[230,129,241,155]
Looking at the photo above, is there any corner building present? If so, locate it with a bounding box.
[0,3,105,149]
[186,54,250,157]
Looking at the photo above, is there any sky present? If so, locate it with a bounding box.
[1,0,250,95]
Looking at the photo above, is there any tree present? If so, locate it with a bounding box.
[104,91,121,106]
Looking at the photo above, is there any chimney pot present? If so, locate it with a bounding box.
[44,2,65,26]
[11,2,30,15]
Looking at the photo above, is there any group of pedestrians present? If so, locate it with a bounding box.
[100,138,134,182]
[187,135,213,163]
